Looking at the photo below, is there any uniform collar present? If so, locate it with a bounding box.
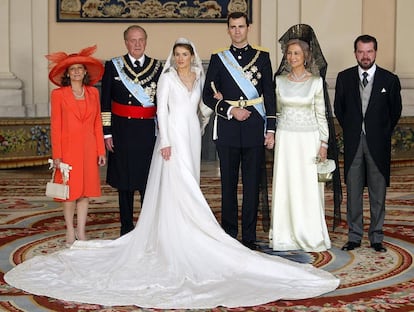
[230,44,250,53]
[128,54,145,67]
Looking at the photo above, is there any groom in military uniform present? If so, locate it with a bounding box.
[101,25,163,236]
[203,12,276,250]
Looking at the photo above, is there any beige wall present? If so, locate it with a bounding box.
[363,0,395,71]
[263,0,398,76]
[2,0,414,117]
[48,0,412,74]
[260,0,414,115]
[48,0,262,62]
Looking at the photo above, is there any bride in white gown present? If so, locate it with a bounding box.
[5,38,339,309]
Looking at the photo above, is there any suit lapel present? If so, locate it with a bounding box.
[350,67,363,115]
[366,67,384,115]
[62,87,81,120]
[368,69,382,96]
[84,87,97,121]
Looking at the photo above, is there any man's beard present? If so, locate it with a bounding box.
[357,58,375,70]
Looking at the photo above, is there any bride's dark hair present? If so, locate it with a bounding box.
[173,43,194,56]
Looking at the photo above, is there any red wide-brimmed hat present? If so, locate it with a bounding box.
[45,45,104,86]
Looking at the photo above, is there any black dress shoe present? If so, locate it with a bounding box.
[242,241,257,250]
[371,243,387,252]
[341,241,361,251]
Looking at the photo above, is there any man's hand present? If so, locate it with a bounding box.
[105,137,114,153]
[213,91,223,101]
[231,107,251,121]
[264,132,275,149]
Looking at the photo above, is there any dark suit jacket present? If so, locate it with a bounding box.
[202,45,276,148]
[334,65,402,185]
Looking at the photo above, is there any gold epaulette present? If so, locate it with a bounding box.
[213,47,229,54]
[251,45,269,52]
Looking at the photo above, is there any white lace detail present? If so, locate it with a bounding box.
[277,105,319,132]
[276,75,328,141]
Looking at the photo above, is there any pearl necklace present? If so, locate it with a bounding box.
[72,87,85,98]
[290,70,307,81]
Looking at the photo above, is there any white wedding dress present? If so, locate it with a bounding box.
[270,75,331,252]
[5,42,339,309]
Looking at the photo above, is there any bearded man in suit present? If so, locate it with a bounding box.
[334,34,402,253]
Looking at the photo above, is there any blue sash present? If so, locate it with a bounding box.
[112,57,154,107]
[217,50,266,120]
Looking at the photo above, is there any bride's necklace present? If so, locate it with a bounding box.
[178,70,195,90]
[290,70,307,81]
[178,71,193,81]
[72,87,85,98]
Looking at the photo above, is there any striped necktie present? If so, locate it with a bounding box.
[362,72,368,87]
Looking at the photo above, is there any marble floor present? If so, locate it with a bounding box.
[0,160,413,180]
[1,160,413,312]
[0,160,221,180]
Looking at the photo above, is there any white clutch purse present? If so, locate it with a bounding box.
[316,159,336,182]
[46,177,70,200]
[45,159,72,200]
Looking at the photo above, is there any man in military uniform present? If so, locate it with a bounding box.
[101,25,163,236]
[202,12,276,250]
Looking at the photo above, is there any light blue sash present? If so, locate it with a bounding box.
[112,57,154,107]
[217,50,265,120]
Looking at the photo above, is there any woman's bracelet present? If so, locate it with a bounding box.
[321,142,328,149]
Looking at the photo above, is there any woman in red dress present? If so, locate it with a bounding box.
[46,45,106,247]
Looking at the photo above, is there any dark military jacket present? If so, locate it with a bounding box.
[101,54,163,190]
[203,45,276,147]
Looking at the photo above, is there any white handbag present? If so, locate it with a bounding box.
[45,159,72,200]
[316,159,336,182]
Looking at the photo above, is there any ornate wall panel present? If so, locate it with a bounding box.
[57,0,252,22]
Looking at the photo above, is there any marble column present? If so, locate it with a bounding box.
[0,0,24,117]
[0,0,49,117]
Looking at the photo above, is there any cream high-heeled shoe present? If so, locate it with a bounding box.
[65,229,76,248]
[65,237,75,248]
[75,229,88,241]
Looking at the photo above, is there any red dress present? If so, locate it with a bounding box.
[50,86,105,201]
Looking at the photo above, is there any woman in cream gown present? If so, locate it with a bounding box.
[270,36,331,252]
[5,38,339,309]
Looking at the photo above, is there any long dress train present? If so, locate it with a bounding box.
[5,48,339,310]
